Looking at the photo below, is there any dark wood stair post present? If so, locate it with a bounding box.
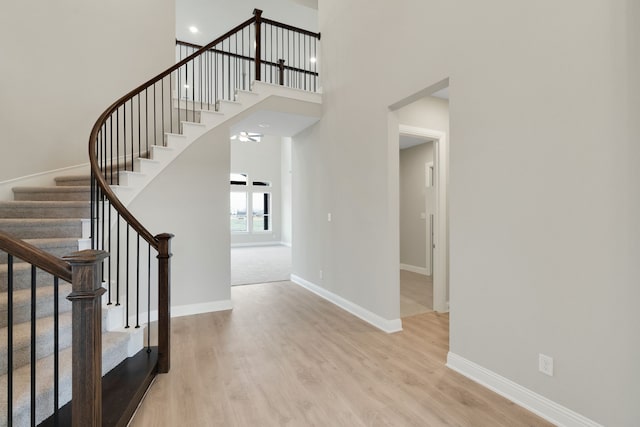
[65,249,109,427]
[253,9,263,81]
[156,233,174,373]
[278,59,285,85]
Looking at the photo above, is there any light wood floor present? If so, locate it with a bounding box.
[400,270,433,317]
[131,281,551,427]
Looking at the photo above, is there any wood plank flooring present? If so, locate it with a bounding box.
[130,281,551,426]
[400,270,433,317]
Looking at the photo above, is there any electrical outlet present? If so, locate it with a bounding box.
[327,213,332,222]
[539,354,554,376]
[319,270,323,279]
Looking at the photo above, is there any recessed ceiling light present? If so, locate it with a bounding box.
[310,57,317,63]
[189,26,198,33]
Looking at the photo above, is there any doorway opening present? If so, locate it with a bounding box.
[399,135,435,317]
[229,134,293,286]
[390,81,450,318]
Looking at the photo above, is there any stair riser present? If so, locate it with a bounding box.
[13,190,91,202]
[0,205,90,219]
[0,223,82,239]
[55,178,91,186]
[0,270,57,292]
[0,324,73,376]
[0,242,78,263]
[0,298,72,329]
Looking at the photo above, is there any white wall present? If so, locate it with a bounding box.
[281,137,293,246]
[399,142,433,270]
[0,0,175,182]
[128,126,231,309]
[176,0,317,44]
[293,0,639,425]
[230,134,283,245]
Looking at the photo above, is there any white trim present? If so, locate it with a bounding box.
[291,274,403,333]
[172,299,233,317]
[399,125,448,313]
[400,263,429,276]
[446,353,603,427]
[131,300,233,325]
[0,163,89,201]
[280,241,292,248]
[231,241,283,248]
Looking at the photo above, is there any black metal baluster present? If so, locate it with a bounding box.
[242,28,245,90]
[287,29,290,87]
[130,99,134,171]
[107,199,112,305]
[165,75,169,137]
[123,103,127,179]
[116,213,121,306]
[147,243,151,352]
[7,254,13,427]
[115,110,119,185]
[154,82,158,147]
[125,224,130,328]
[227,39,231,100]
[192,58,195,119]
[146,88,149,156]
[136,234,140,328]
[298,32,301,89]
[138,93,141,161]
[53,276,59,426]
[30,265,36,427]
[216,51,219,103]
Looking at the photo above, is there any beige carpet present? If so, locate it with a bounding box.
[231,245,292,286]
[400,269,433,317]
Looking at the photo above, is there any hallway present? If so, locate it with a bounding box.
[130,282,550,426]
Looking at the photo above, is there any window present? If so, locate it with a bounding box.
[230,174,273,234]
[230,192,248,232]
[230,173,247,185]
[252,192,271,232]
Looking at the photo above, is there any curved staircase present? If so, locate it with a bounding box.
[0,177,138,426]
[2,9,321,426]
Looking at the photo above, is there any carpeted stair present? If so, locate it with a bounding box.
[0,175,133,426]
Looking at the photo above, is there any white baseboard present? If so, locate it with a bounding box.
[130,299,233,325]
[280,241,292,248]
[446,352,602,427]
[290,274,402,334]
[231,241,283,248]
[0,163,89,201]
[400,263,430,276]
[171,299,233,318]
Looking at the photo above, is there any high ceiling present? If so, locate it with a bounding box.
[176,0,318,45]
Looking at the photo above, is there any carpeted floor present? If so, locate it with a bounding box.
[400,269,433,317]
[231,245,292,286]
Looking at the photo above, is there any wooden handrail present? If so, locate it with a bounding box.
[0,230,72,282]
[175,40,320,77]
[88,14,257,249]
[261,17,321,39]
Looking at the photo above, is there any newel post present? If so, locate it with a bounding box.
[65,250,109,427]
[253,9,263,81]
[278,59,285,85]
[156,233,174,373]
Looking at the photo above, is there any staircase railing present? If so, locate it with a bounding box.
[87,9,320,426]
[1,231,106,426]
[175,9,321,98]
